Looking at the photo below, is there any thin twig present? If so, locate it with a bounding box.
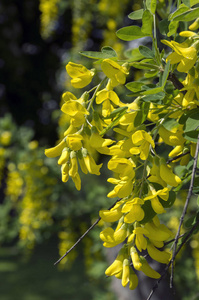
[54,217,101,265]
[175,219,199,257]
[166,151,190,164]
[54,199,120,265]
[170,133,199,288]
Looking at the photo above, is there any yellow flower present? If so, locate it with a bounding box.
[108,157,135,178]
[99,206,123,223]
[101,59,129,87]
[121,259,131,287]
[61,100,89,127]
[0,131,12,146]
[144,220,173,242]
[107,176,134,198]
[68,151,81,190]
[129,270,139,290]
[66,62,94,88]
[96,88,120,117]
[62,91,77,103]
[147,241,171,264]
[161,39,198,73]
[158,125,185,146]
[90,127,114,154]
[148,157,166,187]
[130,130,155,160]
[133,227,149,252]
[45,138,66,158]
[144,186,169,214]
[189,18,199,31]
[105,247,127,276]
[119,101,139,132]
[82,148,102,175]
[122,197,145,223]
[58,147,70,165]
[159,159,181,187]
[139,256,161,279]
[169,145,190,166]
[100,224,128,247]
[130,247,142,270]
[61,163,69,182]
[66,134,83,151]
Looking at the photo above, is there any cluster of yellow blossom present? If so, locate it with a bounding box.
[45,8,199,289]
[39,0,60,39]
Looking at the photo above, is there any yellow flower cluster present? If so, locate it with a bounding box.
[45,11,199,289]
[39,0,60,39]
[45,56,190,288]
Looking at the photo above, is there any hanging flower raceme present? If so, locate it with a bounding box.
[45,135,103,190]
[66,62,95,88]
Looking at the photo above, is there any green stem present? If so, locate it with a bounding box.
[86,77,107,111]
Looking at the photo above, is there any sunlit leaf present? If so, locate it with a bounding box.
[141,10,153,35]
[116,26,151,41]
[79,46,117,59]
[128,9,143,20]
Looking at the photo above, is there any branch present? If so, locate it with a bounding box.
[168,73,185,94]
[166,151,190,164]
[54,199,121,265]
[170,133,199,288]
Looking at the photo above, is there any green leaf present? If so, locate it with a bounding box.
[128,9,143,20]
[134,101,150,127]
[169,4,190,20]
[139,45,154,58]
[142,86,164,95]
[143,92,165,102]
[159,190,176,208]
[190,0,199,6]
[185,215,196,228]
[125,81,144,92]
[173,7,199,22]
[140,200,157,224]
[183,130,199,142]
[146,0,157,14]
[167,21,179,37]
[79,46,117,59]
[158,19,170,35]
[144,70,159,78]
[162,118,179,131]
[131,62,160,70]
[184,110,199,132]
[141,10,153,35]
[116,26,150,41]
[162,61,170,88]
[104,106,128,119]
[124,48,145,61]
[182,0,190,7]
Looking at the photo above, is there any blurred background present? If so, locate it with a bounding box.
[0,0,199,299]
